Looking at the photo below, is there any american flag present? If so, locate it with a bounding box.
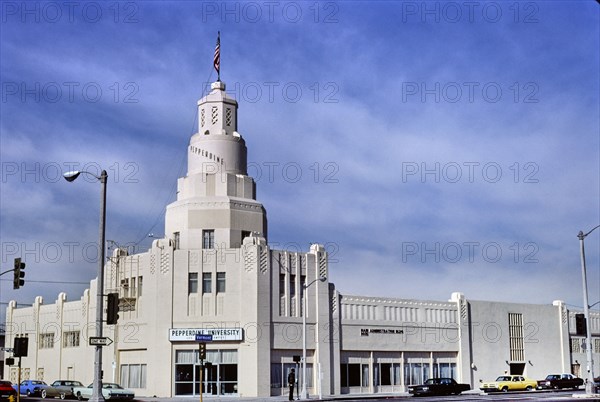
[213,32,220,80]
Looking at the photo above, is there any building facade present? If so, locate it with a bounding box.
[5,81,600,397]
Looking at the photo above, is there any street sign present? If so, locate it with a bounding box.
[195,334,213,342]
[89,336,113,346]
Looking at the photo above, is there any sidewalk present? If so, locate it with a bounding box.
[134,392,413,402]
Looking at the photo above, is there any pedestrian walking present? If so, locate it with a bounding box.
[288,368,296,401]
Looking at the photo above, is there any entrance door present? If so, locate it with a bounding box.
[509,363,525,375]
[572,363,581,377]
[174,349,238,396]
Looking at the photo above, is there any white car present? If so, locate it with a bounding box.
[72,383,134,400]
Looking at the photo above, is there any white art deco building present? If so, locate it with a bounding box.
[5,80,600,397]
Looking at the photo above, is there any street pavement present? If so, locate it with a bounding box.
[132,389,600,402]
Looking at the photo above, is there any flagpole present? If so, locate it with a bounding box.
[217,31,221,82]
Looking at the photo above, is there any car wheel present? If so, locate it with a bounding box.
[502,386,509,392]
[77,392,83,401]
[41,389,47,398]
[526,386,532,391]
[60,393,66,400]
[27,390,32,397]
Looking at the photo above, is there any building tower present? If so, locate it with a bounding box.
[165,81,267,250]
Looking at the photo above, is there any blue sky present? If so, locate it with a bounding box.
[1,1,599,321]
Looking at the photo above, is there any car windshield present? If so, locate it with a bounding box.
[496,376,511,381]
[32,381,46,385]
[103,384,123,389]
[424,379,438,385]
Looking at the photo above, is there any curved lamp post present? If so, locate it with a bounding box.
[578,224,600,395]
[301,276,326,399]
[64,170,107,402]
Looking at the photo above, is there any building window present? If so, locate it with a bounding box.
[241,231,251,245]
[433,362,456,379]
[121,278,130,297]
[211,106,218,124]
[120,364,147,389]
[138,276,143,297]
[63,331,80,348]
[39,333,55,349]
[594,338,600,353]
[174,232,180,250]
[290,275,296,297]
[508,313,524,361]
[203,273,212,293]
[131,277,136,297]
[226,108,232,126]
[404,362,427,386]
[216,272,226,293]
[203,230,214,249]
[340,363,366,387]
[300,275,306,316]
[279,274,286,296]
[188,273,198,294]
[570,338,582,353]
[201,109,205,127]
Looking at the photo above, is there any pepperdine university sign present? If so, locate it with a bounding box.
[169,328,243,341]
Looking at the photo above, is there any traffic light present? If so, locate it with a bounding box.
[14,336,28,357]
[13,258,25,289]
[199,342,206,360]
[575,313,587,336]
[106,293,120,325]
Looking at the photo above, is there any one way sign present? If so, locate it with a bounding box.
[89,337,113,346]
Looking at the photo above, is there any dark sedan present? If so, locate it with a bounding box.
[537,374,583,390]
[409,377,471,396]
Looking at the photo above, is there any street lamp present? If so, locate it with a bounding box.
[301,276,326,399]
[64,170,107,402]
[578,224,600,395]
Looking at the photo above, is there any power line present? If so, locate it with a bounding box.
[0,279,89,285]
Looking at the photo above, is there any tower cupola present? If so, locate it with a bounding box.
[188,81,247,176]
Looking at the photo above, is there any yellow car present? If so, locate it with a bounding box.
[480,375,537,392]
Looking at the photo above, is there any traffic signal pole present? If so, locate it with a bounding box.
[17,356,21,402]
[199,342,205,402]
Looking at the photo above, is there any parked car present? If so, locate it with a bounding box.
[0,380,17,400]
[72,383,134,401]
[13,380,51,397]
[50,381,85,399]
[537,374,583,390]
[409,377,471,396]
[480,375,537,392]
[40,384,67,399]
